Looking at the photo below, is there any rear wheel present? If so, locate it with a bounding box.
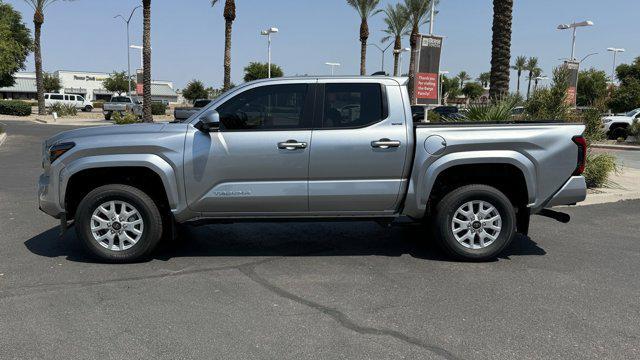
[75,184,163,262]
[434,184,516,261]
[104,112,111,120]
[84,105,93,112]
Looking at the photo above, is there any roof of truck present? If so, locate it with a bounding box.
[245,76,409,86]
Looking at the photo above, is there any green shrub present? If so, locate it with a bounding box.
[48,103,77,117]
[92,100,105,109]
[426,110,442,123]
[463,96,518,122]
[21,100,38,107]
[628,119,640,140]
[584,152,618,188]
[113,111,139,125]
[581,102,607,145]
[0,100,32,116]
[151,102,167,115]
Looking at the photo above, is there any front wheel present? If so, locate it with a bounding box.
[74,184,163,262]
[434,184,516,261]
[83,105,93,112]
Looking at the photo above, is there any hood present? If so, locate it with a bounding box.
[602,115,632,122]
[45,123,167,147]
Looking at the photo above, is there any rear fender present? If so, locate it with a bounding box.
[403,150,536,218]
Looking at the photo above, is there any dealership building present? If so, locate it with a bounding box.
[0,70,178,103]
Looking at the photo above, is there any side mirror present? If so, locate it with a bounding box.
[198,110,221,132]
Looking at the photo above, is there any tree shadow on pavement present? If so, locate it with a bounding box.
[24,221,545,263]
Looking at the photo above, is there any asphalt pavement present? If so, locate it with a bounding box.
[0,120,639,360]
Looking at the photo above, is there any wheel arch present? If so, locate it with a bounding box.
[404,150,536,218]
[61,155,179,218]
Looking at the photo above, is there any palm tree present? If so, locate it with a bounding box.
[381,3,409,77]
[142,0,152,122]
[489,0,513,99]
[532,68,543,91]
[347,0,382,76]
[404,0,434,103]
[22,0,72,115]
[456,71,470,88]
[525,56,538,99]
[211,0,235,90]
[511,55,526,95]
[477,72,491,88]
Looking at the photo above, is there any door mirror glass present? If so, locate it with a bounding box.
[198,110,220,132]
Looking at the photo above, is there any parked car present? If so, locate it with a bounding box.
[39,76,587,262]
[44,93,93,112]
[602,108,640,139]
[102,95,143,120]
[173,99,212,120]
[411,105,465,122]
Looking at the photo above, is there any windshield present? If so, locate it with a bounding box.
[194,99,212,108]
[111,97,132,103]
[625,108,640,117]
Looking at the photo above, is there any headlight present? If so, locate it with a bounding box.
[602,118,613,123]
[49,142,75,163]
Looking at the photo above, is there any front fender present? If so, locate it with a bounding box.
[59,154,180,210]
[403,150,537,218]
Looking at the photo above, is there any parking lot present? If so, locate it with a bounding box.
[0,120,639,359]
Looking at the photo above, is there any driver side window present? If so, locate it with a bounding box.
[216,84,311,131]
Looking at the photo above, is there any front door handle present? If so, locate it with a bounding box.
[371,138,401,149]
[278,140,308,150]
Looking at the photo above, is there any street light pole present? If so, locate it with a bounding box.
[428,0,436,35]
[439,70,449,105]
[260,27,279,78]
[607,47,625,83]
[114,5,141,95]
[368,42,393,73]
[557,20,594,60]
[325,62,341,75]
[395,47,411,76]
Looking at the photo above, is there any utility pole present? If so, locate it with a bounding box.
[114,5,141,95]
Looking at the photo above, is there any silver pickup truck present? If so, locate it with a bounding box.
[38,76,587,262]
[102,95,143,120]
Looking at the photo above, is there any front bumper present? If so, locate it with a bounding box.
[545,176,587,208]
[38,173,64,218]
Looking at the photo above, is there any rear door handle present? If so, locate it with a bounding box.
[278,140,308,150]
[371,138,401,149]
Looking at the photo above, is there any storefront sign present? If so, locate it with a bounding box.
[415,35,443,105]
[564,60,579,107]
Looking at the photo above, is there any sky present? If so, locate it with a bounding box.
[6,0,640,91]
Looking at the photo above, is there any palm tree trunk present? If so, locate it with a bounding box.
[408,24,419,104]
[142,0,152,122]
[526,74,532,99]
[33,13,45,115]
[223,19,232,90]
[392,36,401,77]
[516,70,521,95]
[489,0,513,100]
[359,20,368,76]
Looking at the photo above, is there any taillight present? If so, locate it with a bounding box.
[572,135,587,175]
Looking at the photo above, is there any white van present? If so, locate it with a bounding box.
[44,93,93,112]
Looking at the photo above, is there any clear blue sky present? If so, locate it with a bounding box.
[7,0,640,90]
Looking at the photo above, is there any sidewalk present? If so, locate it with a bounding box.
[582,168,640,206]
[591,141,640,151]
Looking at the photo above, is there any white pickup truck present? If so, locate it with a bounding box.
[39,76,587,262]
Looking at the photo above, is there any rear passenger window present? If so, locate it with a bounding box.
[51,94,63,100]
[322,83,383,128]
[217,84,310,131]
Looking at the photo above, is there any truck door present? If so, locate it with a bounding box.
[308,82,408,213]
[184,82,315,214]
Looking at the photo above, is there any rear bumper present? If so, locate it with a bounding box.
[544,176,587,208]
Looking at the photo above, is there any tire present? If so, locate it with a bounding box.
[434,184,516,261]
[84,105,93,112]
[608,126,627,140]
[104,112,111,120]
[74,184,163,263]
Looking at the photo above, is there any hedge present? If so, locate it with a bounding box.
[151,102,167,115]
[0,100,32,116]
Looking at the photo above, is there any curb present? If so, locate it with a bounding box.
[0,133,6,147]
[591,143,640,151]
